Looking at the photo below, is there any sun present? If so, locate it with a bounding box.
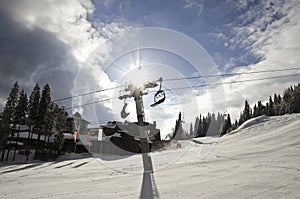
[124,65,152,87]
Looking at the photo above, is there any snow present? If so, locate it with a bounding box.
[11,124,30,131]
[230,114,270,133]
[63,133,74,140]
[1,114,300,198]
[16,132,46,141]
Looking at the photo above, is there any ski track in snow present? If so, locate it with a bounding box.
[0,114,300,198]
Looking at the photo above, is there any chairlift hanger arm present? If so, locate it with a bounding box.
[119,77,166,108]
[150,77,166,107]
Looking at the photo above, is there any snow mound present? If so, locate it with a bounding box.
[228,114,270,135]
[222,114,300,144]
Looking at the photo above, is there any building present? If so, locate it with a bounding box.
[62,112,90,153]
[100,121,161,154]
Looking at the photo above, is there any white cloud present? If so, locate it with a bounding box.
[226,1,296,56]
[0,0,131,121]
[4,0,130,64]
[225,0,256,11]
[5,1,86,54]
[183,0,205,15]
[215,1,300,120]
[182,1,300,122]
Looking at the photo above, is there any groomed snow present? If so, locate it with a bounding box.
[0,114,299,198]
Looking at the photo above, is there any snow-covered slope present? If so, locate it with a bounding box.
[229,114,270,133]
[1,114,300,198]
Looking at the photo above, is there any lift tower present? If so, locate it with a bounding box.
[119,77,165,172]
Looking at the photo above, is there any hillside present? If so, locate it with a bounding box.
[0,114,299,198]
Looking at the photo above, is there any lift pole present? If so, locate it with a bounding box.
[119,77,164,172]
[132,88,153,172]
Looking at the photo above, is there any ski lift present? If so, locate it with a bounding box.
[121,100,130,118]
[150,77,166,107]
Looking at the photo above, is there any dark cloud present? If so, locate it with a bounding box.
[0,7,78,110]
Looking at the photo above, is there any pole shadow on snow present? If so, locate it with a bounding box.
[0,162,44,174]
[139,152,160,199]
[72,161,89,168]
[192,139,218,145]
[54,161,75,169]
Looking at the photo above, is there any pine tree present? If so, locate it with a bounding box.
[266,102,270,115]
[210,113,217,136]
[274,93,278,105]
[35,84,52,159]
[1,82,19,161]
[12,89,28,161]
[28,83,40,128]
[257,101,266,116]
[189,123,193,138]
[253,103,258,117]
[217,112,225,135]
[50,103,66,159]
[289,84,300,113]
[221,114,232,136]
[227,114,232,129]
[51,102,66,139]
[283,87,293,113]
[14,89,28,125]
[201,113,210,137]
[38,84,52,139]
[278,94,282,104]
[173,112,184,139]
[277,94,284,115]
[268,96,275,116]
[232,119,238,130]
[193,116,200,138]
[3,82,19,125]
[274,93,283,115]
[293,83,300,113]
[238,100,251,126]
[238,112,243,125]
[243,100,251,121]
[27,83,40,160]
[198,114,203,137]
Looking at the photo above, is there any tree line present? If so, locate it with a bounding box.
[171,83,300,139]
[169,111,232,139]
[232,83,300,130]
[0,82,66,161]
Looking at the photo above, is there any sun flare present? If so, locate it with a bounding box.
[124,66,152,87]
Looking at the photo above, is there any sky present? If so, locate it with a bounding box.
[0,0,300,136]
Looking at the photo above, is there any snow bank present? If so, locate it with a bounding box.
[0,114,300,198]
[228,114,270,135]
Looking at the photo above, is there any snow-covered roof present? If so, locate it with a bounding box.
[10,124,30,131]
[9,132,46,140]
[63,133,74,140]
[8,141,24,146]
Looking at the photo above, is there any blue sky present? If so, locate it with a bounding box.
[0,0,300,135]
[90,0,263,70]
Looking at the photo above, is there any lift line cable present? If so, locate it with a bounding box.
[65,97,120,110]
[164,67,300,82]
[65,73,300,110]
[163,73,300,92]
[54,85,124,102]
[54,67,300,102]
